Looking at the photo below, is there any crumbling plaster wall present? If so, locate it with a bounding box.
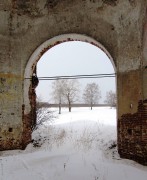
[0,0,146,164]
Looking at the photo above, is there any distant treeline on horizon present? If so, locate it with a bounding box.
[38,102,115,108]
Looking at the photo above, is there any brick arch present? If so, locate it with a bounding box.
[23,33,116,148]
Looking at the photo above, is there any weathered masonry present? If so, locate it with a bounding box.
[0,0,147,165]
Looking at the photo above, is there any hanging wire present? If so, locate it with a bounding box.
[25,73,116,81]
[38,75,115,80]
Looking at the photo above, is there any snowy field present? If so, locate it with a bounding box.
[0,107,147,180]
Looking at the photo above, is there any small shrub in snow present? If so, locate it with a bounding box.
[109,141,117,150]
[33,107,56,130]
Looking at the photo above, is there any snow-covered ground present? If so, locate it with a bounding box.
[0,107,147,180]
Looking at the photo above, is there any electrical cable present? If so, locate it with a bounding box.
[25,73,116,81]
[37,73,116,79]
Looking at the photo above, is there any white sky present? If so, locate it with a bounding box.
[36,41,116,103]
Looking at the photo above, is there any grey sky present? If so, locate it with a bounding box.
[36,41,116,103]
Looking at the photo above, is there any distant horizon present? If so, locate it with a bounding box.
[37,102,115,105]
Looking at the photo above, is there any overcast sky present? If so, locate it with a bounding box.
[36,41,116,103]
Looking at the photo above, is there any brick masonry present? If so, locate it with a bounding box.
[118,100,147,165]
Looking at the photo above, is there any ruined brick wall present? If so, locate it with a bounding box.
[0,0,147,165]
[22,81,38,149]
[118,100,147,165]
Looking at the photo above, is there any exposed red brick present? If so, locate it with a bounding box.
[118,100,147,165]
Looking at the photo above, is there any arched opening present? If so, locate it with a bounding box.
[23,34,116,148]
[36,41,116,106]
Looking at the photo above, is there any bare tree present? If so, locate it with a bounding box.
[83,82,101,110]
[51,79,80,113]
[63,79,80,112]
[104,90,116,107]
[51,79,66,114]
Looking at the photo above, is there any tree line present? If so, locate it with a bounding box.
[51,79,116,114]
